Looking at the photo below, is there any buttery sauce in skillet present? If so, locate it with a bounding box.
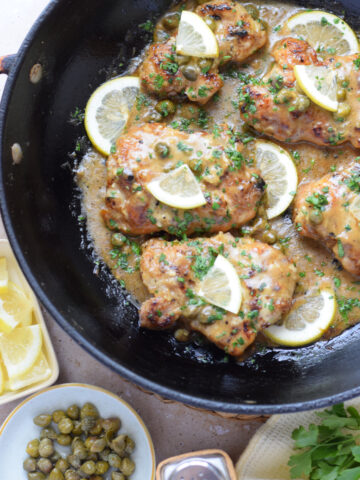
[76,0,360,349]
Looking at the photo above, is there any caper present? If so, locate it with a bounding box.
[39,438,54,458]
[179,103,201,120]
[111,434,126,456]
[204,16,217,31]
[40,427,57,440]
[64,470,80,480]
[55,458,69,473]
[34,414,52,427]
[180,64,199,81]
[57,434,72,446]
[66,404,80,420]
[81,416,97,432]
[143,110,163,123]
[155,142,170,158]
[58,417,74,434]
[81,403,99,419]
[102,417,121,434]
[262,230,278,244]
[174,328,190,342]
[90,477,103,480]
[81,460,96,475]
[276,88,297,104]
[37,457,53,474]
[88,451,99,462]
[90,437,107,453]
[335,102,351,119]
[53,410,66,424]
[85,436,97,450]
[73,445,88,461]
[28,473,46,480]
[90,418,103,435]
[49,468,64,480]
[125,436,136,455]
[95,460,109,474]
[99,447,111,461]
[120,457,136,476]
[51,451,61,463]
[112,473,126,480]
[108,452,122,469]
[309,210,323,224]
[155,99,176,117]
[198,58,213,74]
[72,421,82,436]
[245,4,260,19]
[337,87,347,101]
[153,29,169,43]
[259,19,268,31]
[175,54,190,66]
[67,454,81,469]
[292,95,310,112]
[162,11,180,30]
[26,439,40,458]
[24,457,37,472]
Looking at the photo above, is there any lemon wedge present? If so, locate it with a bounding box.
[197,255,242,314]
[85,76,140,156]
[176,11,219,58]
[0,325,42,380]
[0,258,8,293]
[7,352,51,391]
[350,196,360,221]
[0,281,33,333]
[255,141,298,219]
[146,164,206,209]
[286,11,359,57]
[264,288,336,347]
[294,65,338,112]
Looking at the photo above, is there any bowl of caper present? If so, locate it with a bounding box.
[0,383,155,480]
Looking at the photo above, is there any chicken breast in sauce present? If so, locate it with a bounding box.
[139,232,297,356]
[294,163,360,276]
[239,37,360,148]
[139,0,267,104]
[101,123,264,236]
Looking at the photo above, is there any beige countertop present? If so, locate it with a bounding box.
[0,0,263,466]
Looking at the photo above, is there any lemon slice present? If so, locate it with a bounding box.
[0,325,42,380]
[294,65,338,112]
[286,11,359,57]
[350,196,360,221]
[176,11,219,58]
[7,352,51,391]
[85,76,140,156]
[197,255,242,314]
[0,258,8,293]
[0,362,4,395]
[146,164,206,209]
[264,288,336,347]
[0,281,33,333]
[255,141,298,219]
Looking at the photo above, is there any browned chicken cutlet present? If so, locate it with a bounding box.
[239,37,360,148]
[101,123,264,236]
[294,163,360,276]
[139,232,297,356]
[139,0,267,104]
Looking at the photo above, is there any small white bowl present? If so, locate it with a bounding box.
[0,239,59,405]
[0,383,156,479]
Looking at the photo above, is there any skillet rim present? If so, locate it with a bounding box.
[1,0,360,414]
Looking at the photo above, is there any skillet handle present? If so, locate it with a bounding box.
[0,54,17,75]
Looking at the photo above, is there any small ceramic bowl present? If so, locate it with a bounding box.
[0,239,58,405]
[0,383,156,479]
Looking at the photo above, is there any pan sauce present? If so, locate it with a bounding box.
[77,0,360,347]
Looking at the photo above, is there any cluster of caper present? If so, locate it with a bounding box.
[275,86,311,113]
[23,403,135,480]
[334,74,351,120]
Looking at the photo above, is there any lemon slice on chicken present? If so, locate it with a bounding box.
[85,76,140,156]
[176,11,219,58]
[294,65,338,112]
[0,325,42,380]
[264,288,336,347]
[286,11,359,57]
[146,164,206,209]
[198,255,242,314]
[255,141,298,219]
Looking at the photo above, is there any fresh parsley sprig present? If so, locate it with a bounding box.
[289,403,360,480]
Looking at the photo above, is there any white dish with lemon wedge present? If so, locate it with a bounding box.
[0,240,58,406]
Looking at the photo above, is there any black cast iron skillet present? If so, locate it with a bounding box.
[1,0,360,415]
